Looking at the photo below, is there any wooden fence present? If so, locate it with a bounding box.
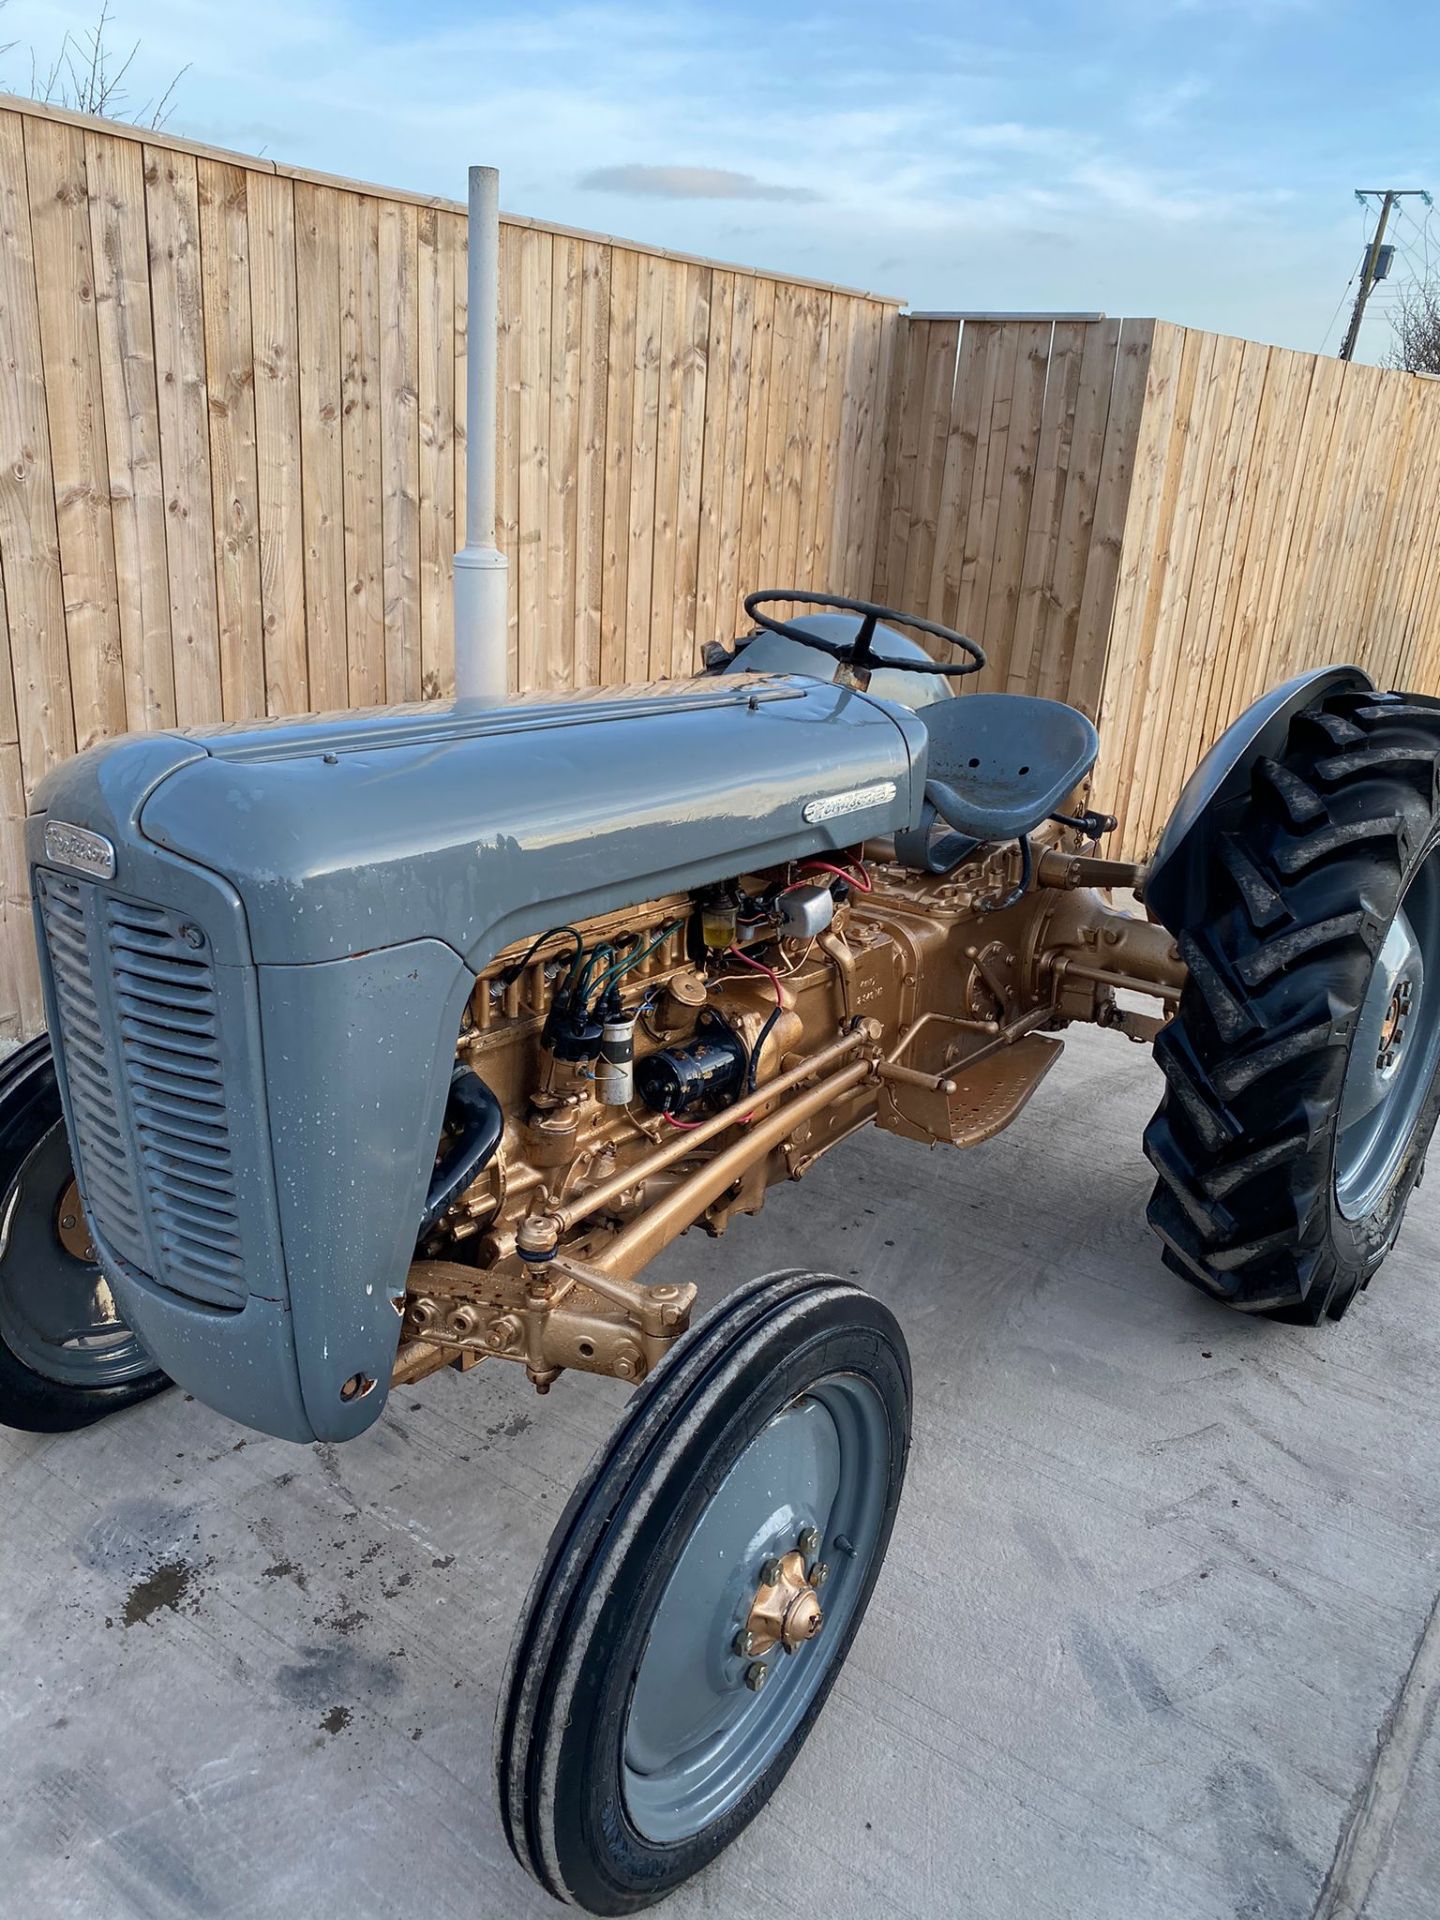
[3,97,1440,1043]
[879,315,1440,861]
[1092,324,1440,858]
[872,316,1153,718]
[0,94,900,1038]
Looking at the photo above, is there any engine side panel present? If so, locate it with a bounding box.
[258,942,474,1439]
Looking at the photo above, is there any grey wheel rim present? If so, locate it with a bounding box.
[622,1370,891,1845]
[0,1120,154,1390]
[1337,843,1440,1220]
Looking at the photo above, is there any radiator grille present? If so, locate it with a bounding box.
[37,874,149,1271]
[37,875,247,1311]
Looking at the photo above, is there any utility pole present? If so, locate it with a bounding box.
[1339,188,1433,362]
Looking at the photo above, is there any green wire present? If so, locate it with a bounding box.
[576,942,615,1001]
[586,917,687,1005]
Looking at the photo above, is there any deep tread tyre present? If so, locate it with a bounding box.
[1144,688,1440,1324]
[0,1035,168,1430]
[495,1269,911,1913]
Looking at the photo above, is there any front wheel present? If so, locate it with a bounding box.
[1146,688,1440,1323]
[0,1035,168,1430]
[495,1269,911,1914]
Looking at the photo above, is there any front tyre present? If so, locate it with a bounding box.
[495,1269,911,1914]
[0,1035,168,1430]
[1145,688,1440,1324]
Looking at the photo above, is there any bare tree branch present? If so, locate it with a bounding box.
[1387,284,1440,377]
[6,3,186,128]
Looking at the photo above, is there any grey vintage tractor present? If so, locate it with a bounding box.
[4,589,1439,1913]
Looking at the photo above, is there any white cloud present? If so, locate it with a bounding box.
[579,164,819,202]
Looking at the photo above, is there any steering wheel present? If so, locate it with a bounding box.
[742,590,986,678]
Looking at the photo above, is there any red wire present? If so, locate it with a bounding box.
[725,944,785,1010]
[662,1112,702,1129]
[797,856,872,893]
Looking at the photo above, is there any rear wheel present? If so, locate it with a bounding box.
[0,1036,167,1430]
[1145,688,1440,1323]
[495,1269,910,1913]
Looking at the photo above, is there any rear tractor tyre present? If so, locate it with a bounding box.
[0,1035,168,1431]
[1145,688,1440,1324]
[495,1269,911,1913]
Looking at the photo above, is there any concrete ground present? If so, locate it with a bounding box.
[3,1022,1440,1920]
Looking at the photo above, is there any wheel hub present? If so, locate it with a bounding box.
[742,1546,825,1659]
[53,1177,95,1264]
[1377,977,1412,1072]
[1337,861,1440,1221]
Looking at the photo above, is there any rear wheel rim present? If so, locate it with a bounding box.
[1336,842,1440,1220]
[621,1370,891,1845]
[0,1120,154,1389]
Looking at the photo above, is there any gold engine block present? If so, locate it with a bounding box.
[396,828,1183,1396]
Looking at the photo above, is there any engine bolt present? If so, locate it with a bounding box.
[759,1557,783,1586]
[745,1662,769,1692]
[810,1562,830,1589]
[798,1526,820,1558]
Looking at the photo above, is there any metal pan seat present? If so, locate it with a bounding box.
[896,693,1099,871]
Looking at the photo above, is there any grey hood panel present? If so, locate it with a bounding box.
[136,676,925,967]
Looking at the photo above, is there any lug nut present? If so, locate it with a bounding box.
[759,1558,783,1586]
[810,1562,830,1589]
[798,1526,820,1558]
[734,1628,759,1658]
[745,1662,769,1692]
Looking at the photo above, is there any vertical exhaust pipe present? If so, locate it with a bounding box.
[453,164,509,700]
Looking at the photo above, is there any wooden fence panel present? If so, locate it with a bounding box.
[876,315,1146,705]
[1095,336,1440,859]
[879,311,1440,863]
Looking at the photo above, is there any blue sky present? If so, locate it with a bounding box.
[3,0,1435,361]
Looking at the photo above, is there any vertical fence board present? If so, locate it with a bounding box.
[247,172,307,715]
[27,118,126,754]
[145,144,223,726]
[0,116,65,779]
[417,206,456,697]
[715,271,754,639]
[734,276,774,634]
[623,250,663,682]
[648,261,685,679]
[670,266,710,675]
[572,240,609,686]
[294,182,346,711]
[598,244,636,686]
[378,199,420,703]
[339,192,384,707]
[85,129,174,733]
[198,158,265,721]
[546,234,582,692]
[514,225,550,693]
